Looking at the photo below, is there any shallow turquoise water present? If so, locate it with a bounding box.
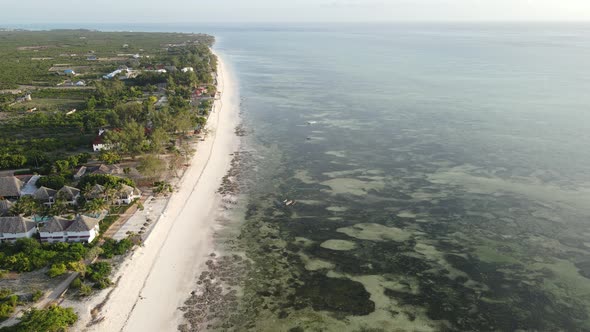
[211,23,590,331]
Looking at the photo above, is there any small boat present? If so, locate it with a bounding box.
[306,121,317,125]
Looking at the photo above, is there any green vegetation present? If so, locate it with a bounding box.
[0,289,18,321]
[0,30,216,171]
[0,238,88,273]
[86,262,112,289]
[100,238,133,259]
[0,305,78,332]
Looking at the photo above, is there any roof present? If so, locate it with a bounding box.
[0,200,13,216]
[67,215,99,232]
[0,177,24,197]
[57,186,80,200]
[40,217,71,233]
[92,164,122,175]
[119,184,141,196]
[33,187,57,201]
[0,216,36,234]
[85,184,105,199]
[41,215,99,233]
[74,166,87,178]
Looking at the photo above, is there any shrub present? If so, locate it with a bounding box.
[9,305,78,331]
[79,284,92,297]
[47,263,67,278]
[70,278,82,290]
[31,290,43,302]
[87,262,111,282]
[100,238,134,259]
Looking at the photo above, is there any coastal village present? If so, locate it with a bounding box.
[0,30,218,330]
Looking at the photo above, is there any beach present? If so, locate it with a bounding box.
[72,53,240,331]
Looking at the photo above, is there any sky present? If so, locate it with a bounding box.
[2,0,590,24]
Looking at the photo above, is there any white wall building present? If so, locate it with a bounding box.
[0,216,37,243]
[39,215,100,243]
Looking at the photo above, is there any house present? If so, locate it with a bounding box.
[75,80,86,86]
[84,184,105,200]
[73,166,87,180]
[0,177,24,200]
[90,164,122,176]
[64,69,76,76]
[0,216,37,242]
[33,186,57,206]
[39,215,100,243]
[57,186,81,205]
[0,200,13,216]
[92,129,112,152]
[116,184,142,204]
[15,93,32,103]
[87,55,97,61]
[193,87,208,98]
[181,67,194,73]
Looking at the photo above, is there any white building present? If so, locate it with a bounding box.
[181,67,194,73]
[0,216,37,243]
[39,215,100,243]
[92,129,112,152]
[116,184,142,204]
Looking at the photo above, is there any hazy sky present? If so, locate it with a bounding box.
[3,0,590,24]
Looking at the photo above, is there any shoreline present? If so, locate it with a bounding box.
[69,51,240,331]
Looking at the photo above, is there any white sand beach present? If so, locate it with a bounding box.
[76,53,240,332]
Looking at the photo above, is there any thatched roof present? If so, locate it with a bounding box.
[0,216,36,234]
[0,177,23,198]
[119,184,141,197]
[42,215,98,233]
[57,186,80,201]
[33,187,57,201]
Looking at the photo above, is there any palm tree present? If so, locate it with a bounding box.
[9,196,40,217]
[103,183,119,205]
[48,199,68,216]
[85,198,108,215]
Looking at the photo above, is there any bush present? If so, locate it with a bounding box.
[31,290,43,302]
[47,263,67,278]
[70,278,82,290]
[87,262,111,283]
[98,151,121,165]
[7,305,78,331]
[0,289,17,321]
[79,284,92,297]
[100,238,134,259]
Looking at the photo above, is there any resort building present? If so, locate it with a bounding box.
[32,186,57,206]
[57,186,81,205]
[0,177,24,200]
[0,216,37,243]
[116,184,142,204]
[39,215,100,243]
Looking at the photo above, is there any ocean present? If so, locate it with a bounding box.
[12,22,590,331]
[210,23,590,331]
